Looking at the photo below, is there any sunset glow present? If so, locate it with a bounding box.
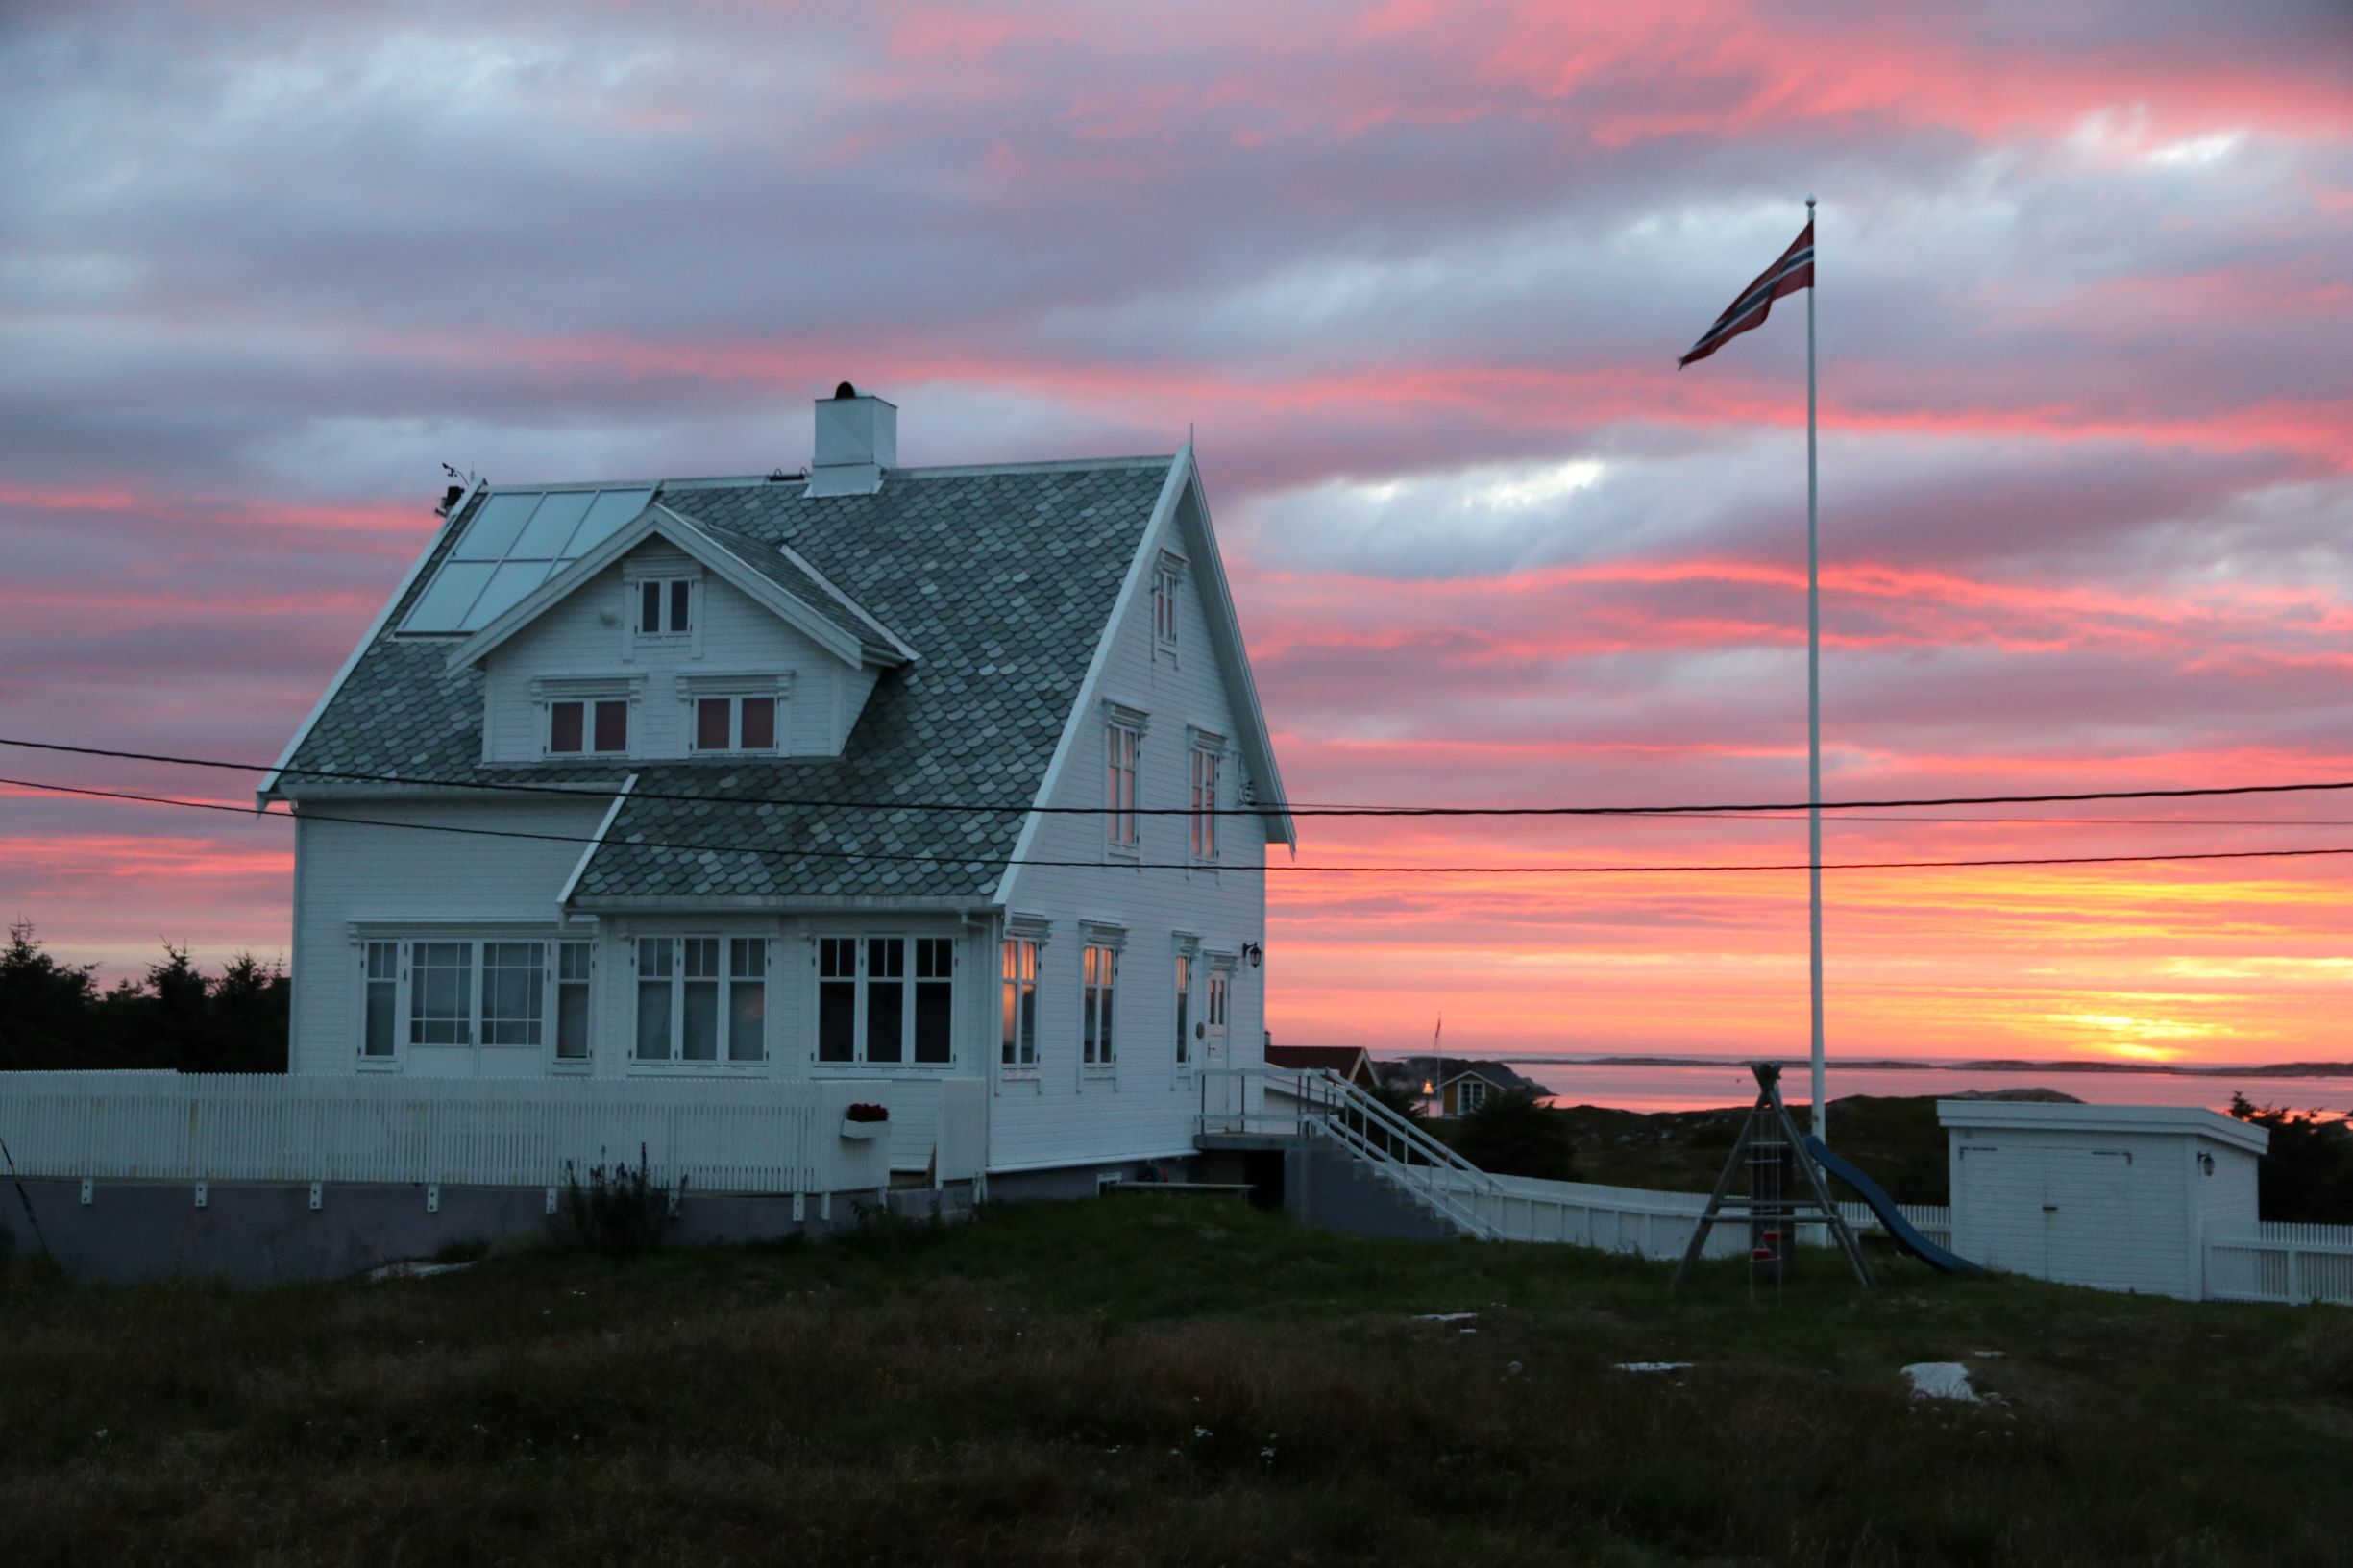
[4,2,2349,1064]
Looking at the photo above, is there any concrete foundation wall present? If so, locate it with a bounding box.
[3,1178,972,1286]
[1281,1140,1457,1242]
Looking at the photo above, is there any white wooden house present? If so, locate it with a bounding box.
[238,386,1291,1200]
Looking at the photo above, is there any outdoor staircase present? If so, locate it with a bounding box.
[1200,1068,1505,1239]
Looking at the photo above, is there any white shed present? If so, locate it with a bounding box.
[1941,1101,2267,1300]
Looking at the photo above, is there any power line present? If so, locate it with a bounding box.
[9,734,2353,821]
[12,773,2353,878]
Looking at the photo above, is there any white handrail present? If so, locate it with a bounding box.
[1199,1066,1504,1237]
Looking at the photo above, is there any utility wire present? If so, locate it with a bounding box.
[12,773,2353,878]
[9,735,2353,821]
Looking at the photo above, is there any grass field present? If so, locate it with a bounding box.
[4,1197,2349,1566]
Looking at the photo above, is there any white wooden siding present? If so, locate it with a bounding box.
[290,796,613,1076]
[986,481,1271,1173]
[478,541,864,764]
[1948,1125,2260,1299]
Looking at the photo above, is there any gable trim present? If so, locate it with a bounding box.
[1178,463,1297,852]
[258,478,484,802]
[771,537,920,664]
[557,772,638,911]
[444,503,870,674]
[993,453,1189,910]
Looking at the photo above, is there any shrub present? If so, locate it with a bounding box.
[1453,1089,1577,1182]
[547,1145,684,1258]
[2230,1095,2353,1223]
[845,1102,891,1123]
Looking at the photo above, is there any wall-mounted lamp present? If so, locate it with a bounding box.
[1242,942,1262,968]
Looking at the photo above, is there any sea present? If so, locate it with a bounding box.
[1447,1058,2353,1116]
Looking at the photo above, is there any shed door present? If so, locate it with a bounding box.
[2043,1149,2138,1291]
[1960,1144,2143,1289]
[1959,1145,2048,1278]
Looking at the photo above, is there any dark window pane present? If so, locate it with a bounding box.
[915,979,952,1063]
[549,702,583,753]
[639,580,662,634]
[819,981,856,1061]
[556,985,589,1059]
[867,980,904,1063]
[739,698,775,750]
[670,578,692,632]
[364,981,395,1057]
[696,698,731,750]
[593,700,627,752]
[728,979,764,1061]
[635,982,671,1060]
[681,979,718,1060]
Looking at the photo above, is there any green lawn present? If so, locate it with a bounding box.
[4,1197,2348,1565]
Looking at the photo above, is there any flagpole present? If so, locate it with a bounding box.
[1804,196,1826,1145]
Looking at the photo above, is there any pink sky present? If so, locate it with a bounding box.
[3,1,2350,1065]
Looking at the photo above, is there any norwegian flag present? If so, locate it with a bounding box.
[1678,220,1814,367]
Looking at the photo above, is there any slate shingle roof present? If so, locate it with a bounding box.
[275,458,1176,903]
[682,512,909,665]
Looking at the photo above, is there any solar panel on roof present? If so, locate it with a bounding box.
[399,486,654,633]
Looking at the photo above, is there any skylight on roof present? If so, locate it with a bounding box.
[400,486,654,633]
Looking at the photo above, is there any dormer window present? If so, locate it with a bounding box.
[532,676,642,759]
[637,577,694,639]
[549,698,628,755]
[695,696,777,753]
[678,674,793,757]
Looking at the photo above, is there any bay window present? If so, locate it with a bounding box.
[636,935,765,1064]
[819,935,955,1066]
[356,936,593,1064]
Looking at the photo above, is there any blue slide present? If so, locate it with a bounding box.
[1802,1136,1983,1275]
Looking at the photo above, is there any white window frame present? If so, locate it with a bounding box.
[1172,937,1199,1072]
[353,933,593,1069]
[679,673,794,757]
[815,933,957,1069]
[1152,551,1184,656]
[1079,921,1125,1076]
[1000,920,1048,1082]
[633,933,767,1067]
[1455,1076,1488,1115]
[1188,730,1225,863]
[532,676,641,760]
[624,563,702,652]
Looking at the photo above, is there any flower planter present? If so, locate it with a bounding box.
[839,1119,886,1141]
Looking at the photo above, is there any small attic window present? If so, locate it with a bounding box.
[637,577,694,638]
[1152,551,1184,652]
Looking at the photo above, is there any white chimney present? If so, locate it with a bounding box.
[806,382,896,497]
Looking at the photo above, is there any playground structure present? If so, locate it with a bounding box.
[1673,1062,1983,1289]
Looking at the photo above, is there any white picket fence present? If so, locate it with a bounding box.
[2203,1222,2353,1306]
[0,1071,987,1196]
